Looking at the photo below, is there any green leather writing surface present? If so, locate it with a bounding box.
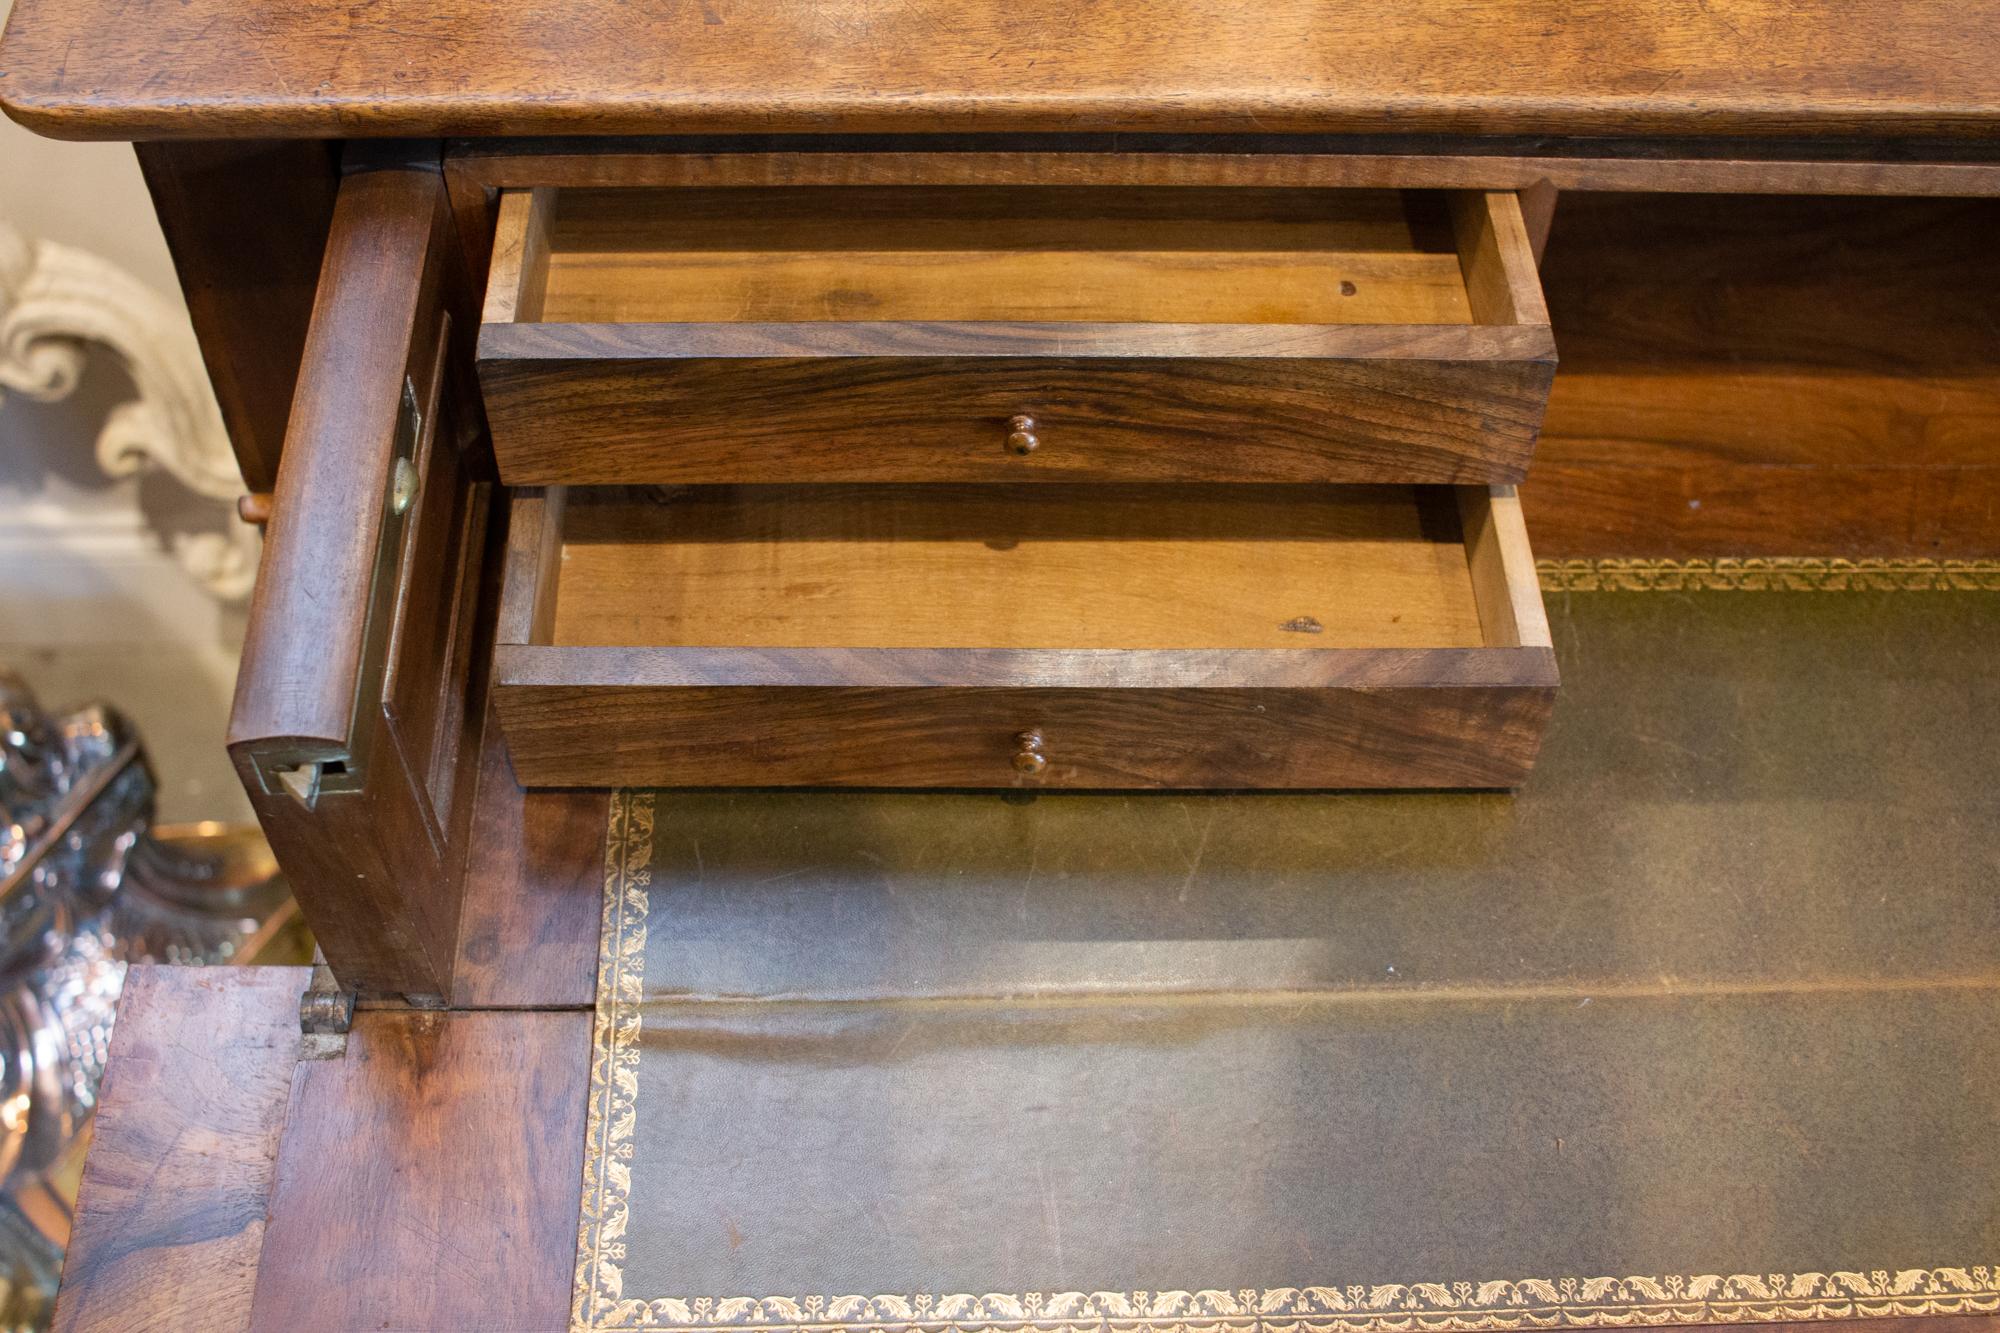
[577,586,2000,1331]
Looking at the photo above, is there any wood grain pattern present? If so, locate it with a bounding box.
[486,321,1550,360]
[443,162,500,321]
[7,1,2000,140]
[499,643,1561,691]
[480,336,1553,486]
[1518,181,1559,264]
[53,966,309,1333]
[544,241,1464,326]
[1529,192,2000,558]
[247,1009,590,1333]
[133,140,340,492]
[1524,463,2000,559]
[493,675,1556,790]
[447,137,2000,200]
[549,485,1486,652]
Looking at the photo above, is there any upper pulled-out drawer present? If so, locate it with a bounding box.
[476,187,1554,486]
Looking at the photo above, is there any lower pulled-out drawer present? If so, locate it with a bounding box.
[491,483,1556,789]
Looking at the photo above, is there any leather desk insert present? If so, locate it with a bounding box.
[490,482,1556,788]
[475,186,1555,485]
[575,582,2000,1332]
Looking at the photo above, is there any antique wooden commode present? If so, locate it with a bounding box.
[3,2,1999,1329]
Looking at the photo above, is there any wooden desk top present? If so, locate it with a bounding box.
[4,0,1999,143]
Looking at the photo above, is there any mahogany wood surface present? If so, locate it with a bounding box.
[1527,192,2000,558]
[53,966,309,1333]
[247,1008,591,1333]
[133,140,340,493]
[6,2,2000,142]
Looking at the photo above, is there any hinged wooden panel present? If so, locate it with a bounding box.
[226,164,495,999]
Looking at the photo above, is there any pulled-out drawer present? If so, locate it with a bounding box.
[221,161,1565,998]
[490,483,1557,789]
[476,187,1555,486]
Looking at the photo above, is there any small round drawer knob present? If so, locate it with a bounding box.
[1005,415,1040,456]
[1013,729,1048,775]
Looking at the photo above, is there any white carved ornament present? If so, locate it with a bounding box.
[0,222,257,600]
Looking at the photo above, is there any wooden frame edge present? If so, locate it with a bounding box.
[444,141,2000,199]
[481,186,555,325]
[495,486,567,647]
[1460,484,1554,651]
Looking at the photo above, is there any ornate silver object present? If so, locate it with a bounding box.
[0,670,299,1324]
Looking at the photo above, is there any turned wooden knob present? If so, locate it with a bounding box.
[1005,415,1040,455]
[1012,729,1048,774]
[237,492,274,527]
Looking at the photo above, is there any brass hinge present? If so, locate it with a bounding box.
[299,952,357,1060]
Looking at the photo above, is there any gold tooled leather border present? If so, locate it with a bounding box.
[577,790,657,1330]
[573,798,2000,1332]
[1538,557,2000,592]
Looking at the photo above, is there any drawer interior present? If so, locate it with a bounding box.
[506,484,1544,653]
[483,187,1540,329]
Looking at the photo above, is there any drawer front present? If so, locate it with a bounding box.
[478,333,1553,486]
[491,678,1555,789]
[490,484,1559,791]
[476,187,1554,486]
